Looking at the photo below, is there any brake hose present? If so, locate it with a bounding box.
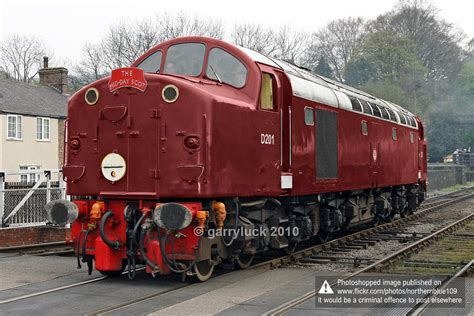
[82,229,91,263]
[158,231,200,274]
[99,211,120,250]
[138,226,159,272]
[76,230,84,269]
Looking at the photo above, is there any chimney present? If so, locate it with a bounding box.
[39,56,68,94]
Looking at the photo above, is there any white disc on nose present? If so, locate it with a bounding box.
[101,153,126,182]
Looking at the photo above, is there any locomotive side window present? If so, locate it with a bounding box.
[349,97,362,112]
[392,127,397,140]
[304,107,314,125]
[361,101,373,115]
[260,73,275,110]
[137,50,162,73]
[164,43,205,77]
[206,48,247,88]
[361,120,368,136]
[370,103,382,118]
[410,131,415,143]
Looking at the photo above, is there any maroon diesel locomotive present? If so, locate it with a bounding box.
[46,36,427,281]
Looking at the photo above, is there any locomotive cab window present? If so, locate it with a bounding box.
[164,43,205,77]
[137,50,162,73]
[206,48,247,88]
[392,127,397,140]
[304,107,314,125]
[260,73,276,111]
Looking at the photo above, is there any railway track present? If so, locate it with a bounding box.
[262,209,474,315]
[0,188,472,314]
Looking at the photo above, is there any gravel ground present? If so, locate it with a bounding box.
[287,198,474,273]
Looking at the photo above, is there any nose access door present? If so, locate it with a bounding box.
[98,89,158,196]
[125,90,159,195]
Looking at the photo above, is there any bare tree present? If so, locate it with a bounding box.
[273,26,308,64]
[156,12,224,41]
[303,17,367,81]
[230,23,278,55]
[0,34,46,82]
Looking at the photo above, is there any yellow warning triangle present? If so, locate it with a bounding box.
[318,280,334,294]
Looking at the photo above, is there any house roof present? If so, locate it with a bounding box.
[0,78,67,118]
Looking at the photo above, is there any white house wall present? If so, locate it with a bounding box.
[1,114,60,181]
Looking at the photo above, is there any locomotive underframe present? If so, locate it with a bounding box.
[71,181,425,280]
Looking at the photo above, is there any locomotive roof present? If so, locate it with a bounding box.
[233,44,418,129]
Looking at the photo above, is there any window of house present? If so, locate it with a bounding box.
[206,48,247,88]
[260,73,275,110]
[137,50,162,73]
[7,115,22,140]
[305,107,314,125]
[19,165,41,183]
[37,117,50,141]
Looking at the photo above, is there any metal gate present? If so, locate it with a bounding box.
[0,169,66,227]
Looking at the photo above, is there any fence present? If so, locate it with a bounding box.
[0,169,66,227]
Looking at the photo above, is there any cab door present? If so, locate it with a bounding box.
[257,64,292,191]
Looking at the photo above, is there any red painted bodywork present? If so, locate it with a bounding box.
[65,36,427,272]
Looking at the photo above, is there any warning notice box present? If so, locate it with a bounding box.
[315,275,465,308]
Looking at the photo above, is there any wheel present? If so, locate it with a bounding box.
[235,253,255,269]
[193,260,214,282]
[318,230,332,243]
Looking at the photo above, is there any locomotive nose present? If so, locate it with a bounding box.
[45,200,79,226]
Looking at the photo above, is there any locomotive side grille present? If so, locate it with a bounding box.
[316,109,338,179]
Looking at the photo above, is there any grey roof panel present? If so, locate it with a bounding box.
[0,78,67,118]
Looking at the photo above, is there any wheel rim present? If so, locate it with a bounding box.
[235,253,254,269]
[193,260,214,282]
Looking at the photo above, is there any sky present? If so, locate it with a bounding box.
[1,0,473,67]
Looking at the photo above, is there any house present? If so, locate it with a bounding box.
[0,58,68,182]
